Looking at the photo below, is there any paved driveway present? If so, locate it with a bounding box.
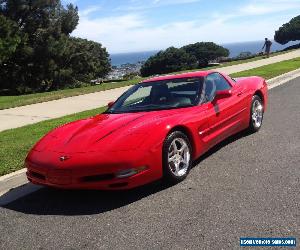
[0,78,299,249]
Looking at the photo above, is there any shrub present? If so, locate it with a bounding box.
[141,47,198,77]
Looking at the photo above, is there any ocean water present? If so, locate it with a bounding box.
[110,50,159,66]
[110,40,299,66]
[223,40,299,57]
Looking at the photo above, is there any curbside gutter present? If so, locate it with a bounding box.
[1,69,300,199]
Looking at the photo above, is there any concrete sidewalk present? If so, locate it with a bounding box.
[1,49,300,132]
[0,86,130,131]
[216,49,300,74]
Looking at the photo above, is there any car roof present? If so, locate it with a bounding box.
[142,70,216,83]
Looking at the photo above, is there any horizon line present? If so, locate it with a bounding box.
[108,39,280,55]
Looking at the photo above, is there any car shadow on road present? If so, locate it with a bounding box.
[1,130,251,216]
[2,180,172,216]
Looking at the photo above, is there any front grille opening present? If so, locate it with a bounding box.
[81,173,115,183]
[109,182,128,188]
[30,171,46,180]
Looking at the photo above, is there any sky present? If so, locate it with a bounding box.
[62,0,300,54]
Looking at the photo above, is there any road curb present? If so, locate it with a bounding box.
[267,68,300,89]
[1,70,300,197]
[0,169,28,196]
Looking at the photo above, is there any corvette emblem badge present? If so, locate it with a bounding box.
[59,156,70,162]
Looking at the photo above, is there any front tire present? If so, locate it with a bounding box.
[248,95,264,133]
[162,131,192,184]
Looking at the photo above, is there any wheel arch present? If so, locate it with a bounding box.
[167,125,197,159]
[254,90,265,107]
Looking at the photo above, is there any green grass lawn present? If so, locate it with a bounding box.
[231,57,300,79]
[0,107,105,176]
[0,49,293,110]
[0,56,300,177]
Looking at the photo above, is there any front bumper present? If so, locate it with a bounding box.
[26,149,162,190]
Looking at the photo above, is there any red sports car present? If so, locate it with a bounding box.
[26,71,268,190]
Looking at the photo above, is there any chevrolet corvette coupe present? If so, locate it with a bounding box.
[26,71,268,190]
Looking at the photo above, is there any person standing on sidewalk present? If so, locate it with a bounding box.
[262,38,272,58]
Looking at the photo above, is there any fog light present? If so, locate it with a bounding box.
[115,166,148,179]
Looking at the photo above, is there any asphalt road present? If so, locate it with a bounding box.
[0,78,299,250]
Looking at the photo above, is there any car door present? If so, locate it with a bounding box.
[202,73,245,147]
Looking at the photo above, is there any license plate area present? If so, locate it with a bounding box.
[48,169,72,185]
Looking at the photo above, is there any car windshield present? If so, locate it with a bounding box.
[106,77,204,113]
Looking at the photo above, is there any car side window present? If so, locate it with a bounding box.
[203,73,232,103]
[203,74,217,103]
[214,73,231,91]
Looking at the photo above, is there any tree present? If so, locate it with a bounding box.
[67,38,111,83]
[140,42,229,77]
[61,4,79,35]
[274,15,300,44]
[0,0,111,94]
[181,42,229,67]
[0,15,20,64]
[141,47,197,77]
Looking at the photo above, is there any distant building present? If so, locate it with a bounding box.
[105,61,144,81]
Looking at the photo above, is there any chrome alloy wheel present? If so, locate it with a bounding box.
[252,99,263,128]
[168,138,191,177]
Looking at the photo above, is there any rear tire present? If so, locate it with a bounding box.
[248,95,264,133]
[162,131,192,184]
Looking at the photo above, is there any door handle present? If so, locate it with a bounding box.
[237,91,243,97]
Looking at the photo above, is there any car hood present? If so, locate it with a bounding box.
[33,111,177,153]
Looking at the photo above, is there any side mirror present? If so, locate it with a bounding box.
[107,101,115,108]
[215,89,232,99]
